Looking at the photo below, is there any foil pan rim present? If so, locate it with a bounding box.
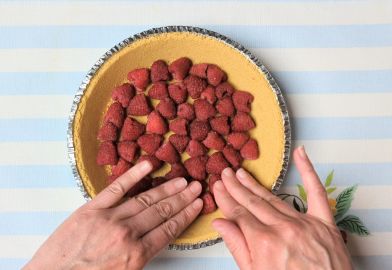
[67,25,292,250]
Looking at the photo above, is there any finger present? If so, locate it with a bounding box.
[235,168,299,218]
[222,168,288,224]
[212,218,251,270]
[113,178,188,219]
[91,161,152,209]
[293,146,334,223]
[128,181,202,237]
[213,180,262,236]
[141,198,203,257]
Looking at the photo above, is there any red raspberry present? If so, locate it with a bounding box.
[231,112,256,132]
[186,139,208,157]
[148,81,168,100]
[127,68,150,91]
[216,96,235,117]
[97,141,118,165]
[146,111,168,135]
[156,98,176,120]
[240,138,259,160]
[169,118,188,135]
[97,122,118,141]
[190,120,210,141]
[210,116,230,136]
[165,163,188,179]
[169,134,190,153]
[177,103,195,121]
[203,131,225,151]
[222,145,243,169]
[117,141,139,162]
[184,75,207,99]
[201,192,217,214]
[232,90,254,113]
[127,94,151,116]
[168,57,192,80]
[104,102,125,128]
[137,155,162,172]
[208,174,221,195]
[168,83,188,104]
[194,98,216,121]
[155,142,180,164]
[216,82,235,99]
[112,83,135,108]
[120,117,145,141]
[189,63,208,78]
[227,132,249,150]
[200,85,217,104]
[137,134,163,155]
[151,176,168,188]
[207,64,226,86]
[111,158,132,178]
[206,152,229,175]
[184,156,208,180]
[151,60,170,82]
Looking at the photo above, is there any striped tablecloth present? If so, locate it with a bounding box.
[1,1,391,269]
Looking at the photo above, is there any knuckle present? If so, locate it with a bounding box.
[178,190,190,204]
[163,219,179,240]
[231,205,247,218]
[107,181,126,195]
[135,193,154,208]
[154,201,173,221]
[125,169,140,181]
[247,195,263,208]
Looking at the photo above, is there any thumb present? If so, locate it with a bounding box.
[213,218,250,269]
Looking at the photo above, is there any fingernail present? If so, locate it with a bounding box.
[236,168,247,179]
[190,181,201,194]
[298,145,307,159]
[192,198,203,209]
[214,180,224,191]
[175,178,187,188]
[139,160,152,172]
[222,167,232,177]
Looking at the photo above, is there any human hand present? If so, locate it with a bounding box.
[212,146,352,270]
[23,161,203,270]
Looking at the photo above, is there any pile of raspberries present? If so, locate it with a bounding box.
[96,57,259,214]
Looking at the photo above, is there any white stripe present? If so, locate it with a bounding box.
[1,233,392,258]
[0,186,390,212]
[1,93,392,119]
[1,47,392,72]
[0,1,391,26]
[0,142,68,165]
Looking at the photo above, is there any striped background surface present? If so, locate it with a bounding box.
[0,0,391,269]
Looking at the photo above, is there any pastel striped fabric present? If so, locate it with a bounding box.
[0,1,391,269]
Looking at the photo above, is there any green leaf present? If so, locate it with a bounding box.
[335,185,358,221]
[293,198,301,212]
[337,215,370,236]
[326,187,337,194]
[297,184,307,202]
[324,170,334,187]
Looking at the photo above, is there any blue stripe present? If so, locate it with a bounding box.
[1,70,391,96]
[1,117,391,142]
[0,259,28,270]
[1,24,392,49]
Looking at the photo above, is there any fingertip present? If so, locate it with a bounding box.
[222,167,234,178]
[138,160,153,173]
[192,198,203,210]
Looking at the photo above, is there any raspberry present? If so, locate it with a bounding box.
[104,102,125,128]
[222,145,243,169]
[151,176,168,188]
[231,112,256,132]
[127,94,151,116]
[168,118,187,135]
[168,57,192,80]
[216,82,235,99]
[137,134,163,155]
[216,96,235,117]
[190,120,210,141]
[210,116,230,136]
[127,68,150,91]
[146,111,168,135]
[184,75,207,99]
[111,158,132,178]
[203,131,225,151]
[232,90,254,113]
[177,103,195,121]
[151,60,170,82]
[189,63,208,78]
[184,156,208,180]
[240,138,259,160]
[127,177,152,197]
[227,132,249,150]
[206,152,229,175]
[119,117,145,141]
[112,83,135,108]
[137,155,162,172]
[148,81,168,100]
[165,163,188,179]
[156,98,176,120]
[169,134,190,153]
[201,192,217,214]
[97,141,118,165]
[207,64,226,86]
[208,174,221,195]
[168,83,188,104]
[194,98,216,121]
[200,85,216,104]
[155,142,180,164]
[186,139,208,157]
[97,122,118,141]
[117,141,139,162]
